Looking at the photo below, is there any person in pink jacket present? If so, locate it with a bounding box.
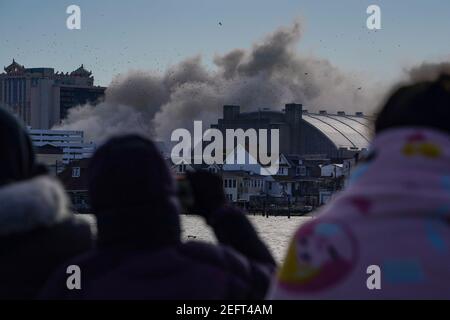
[269,74,450,299]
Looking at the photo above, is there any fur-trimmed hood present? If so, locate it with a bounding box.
[0,176,72,236]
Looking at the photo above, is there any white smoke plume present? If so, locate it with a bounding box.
[56,20,380,144]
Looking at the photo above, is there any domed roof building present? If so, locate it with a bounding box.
[212,104,371,159]
[4,59,26,75]
[70,64,92,77]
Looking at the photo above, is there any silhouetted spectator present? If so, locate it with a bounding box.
[40,135,275,299]
[0,107,93,300]
[269,74,450,299]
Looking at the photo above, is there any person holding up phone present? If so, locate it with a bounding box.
[40,135,276,300]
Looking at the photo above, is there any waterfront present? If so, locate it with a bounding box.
[181,215,312,263]
[81,214,313,263]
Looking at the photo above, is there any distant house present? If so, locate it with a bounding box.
[282,155,329,207]
[222,170,270,208]
[274,154,291,176]
[320,163,344,178]
[271,175,296,197]
[167,143,355,210]
[58,158,90,213]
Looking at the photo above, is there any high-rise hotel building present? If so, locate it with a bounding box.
[0,59,105,129]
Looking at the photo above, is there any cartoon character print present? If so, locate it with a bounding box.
[278,219,358,292]
[402,132,442,158]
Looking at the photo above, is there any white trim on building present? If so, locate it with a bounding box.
[28,128,95,164]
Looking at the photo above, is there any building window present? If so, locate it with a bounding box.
[225,179,235,188]
[296,166,306,176]
[72,167,81,178]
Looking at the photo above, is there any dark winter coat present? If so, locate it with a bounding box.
[0,107,93,300]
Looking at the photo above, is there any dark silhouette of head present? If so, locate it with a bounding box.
[375,74,450,135]
[88,135,181,248]
[0,107,45,186]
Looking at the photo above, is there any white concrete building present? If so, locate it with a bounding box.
[28,128,96,164]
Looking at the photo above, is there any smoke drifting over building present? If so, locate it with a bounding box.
[407,62,450,82]
[56,20,380,144]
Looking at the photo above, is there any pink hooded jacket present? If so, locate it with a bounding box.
[269,128,450,299]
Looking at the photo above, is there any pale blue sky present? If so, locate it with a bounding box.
[1,0,449,86]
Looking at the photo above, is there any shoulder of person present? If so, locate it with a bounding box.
[179,241,268,278]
